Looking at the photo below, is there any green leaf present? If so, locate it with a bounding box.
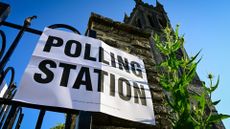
[156,43,169,55]
[186,63,197,82]
[175,24,180,40]
[196,57,202,65]
[199,93,206,113]
[165,94,175,109]
[211,76,220,92]
[50,123,64,129]
[172,40,181,52]
[187,50,202,65]
[202,82,212,94]
[160,61,168,67]
[153,33,160,42]
[153,24,229,128]
[212,100,221,105]
[208,114,230,123]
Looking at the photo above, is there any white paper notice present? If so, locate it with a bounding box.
[13,28,155,125]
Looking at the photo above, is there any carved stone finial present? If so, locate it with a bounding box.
[156,0,163,7]
[124,12,129,22]
[124,13,128,19]
[134,0,143,5]
[24,15,37,27]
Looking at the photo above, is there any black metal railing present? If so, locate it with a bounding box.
[0,2,94,129]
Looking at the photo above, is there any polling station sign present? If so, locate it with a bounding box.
[13,28,155,125]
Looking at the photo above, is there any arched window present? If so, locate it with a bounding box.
[157,17,166,28]
[136,18,142,28]
[147,15,155,27]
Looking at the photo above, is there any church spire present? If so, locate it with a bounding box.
[156,0,164,9]
[156,0,161,6]
[134,0,143,5]
[125,0,169,30]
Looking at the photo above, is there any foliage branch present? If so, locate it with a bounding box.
[153,25,229,129]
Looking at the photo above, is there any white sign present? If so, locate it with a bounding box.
[13,28,155,125]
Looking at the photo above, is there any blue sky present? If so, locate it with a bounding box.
[1,0,230,128]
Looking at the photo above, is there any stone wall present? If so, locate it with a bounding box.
[88,13,171,129]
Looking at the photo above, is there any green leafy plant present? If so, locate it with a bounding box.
[50,123,64,129]
[153,25,229,129]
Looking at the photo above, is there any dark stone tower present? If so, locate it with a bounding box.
[124,0,169,31]
[87,0,225,129]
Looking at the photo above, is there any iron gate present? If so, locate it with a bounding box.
[0,2,94,129]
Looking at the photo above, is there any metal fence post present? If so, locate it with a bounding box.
[0,105,11,128]
[77,111,92,129]
[0,15,36,71]
[65,113,73,129]
[35,109,46,129]
[15,113,24,129]
[5,107,20,129]
[2,105,17,129]
[0,2,10,23]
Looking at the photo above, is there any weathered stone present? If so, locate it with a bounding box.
[85,0,225,128]
[160,119,171,129]
[145,67,156,74]
[153,104,167,114]
[93,24,114,33]
[110,32,132,43]
[95,29,106,35]
[130,40,150,49]
[143,59,155,67]
[151,92,164,102]
[132,49,152,58]
[149,84,162,92]
[98,37,118,48]
[146,74,158,84]
[90,17,165,127]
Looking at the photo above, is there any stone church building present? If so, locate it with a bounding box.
[85,0,225,129]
